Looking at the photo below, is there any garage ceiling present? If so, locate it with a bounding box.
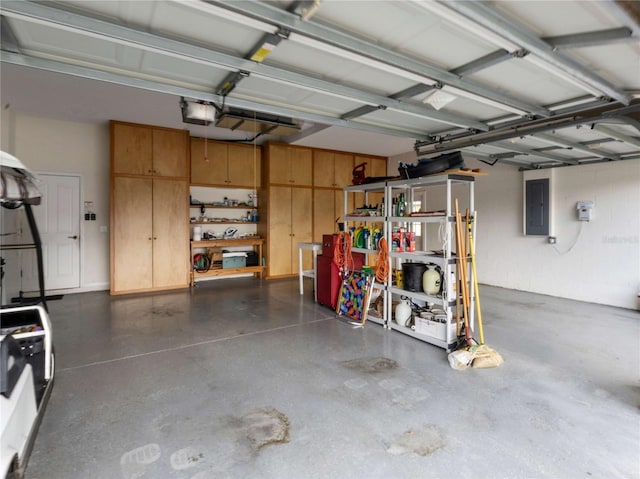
[1,0,639,168]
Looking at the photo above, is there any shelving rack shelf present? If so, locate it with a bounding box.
[344,173,477,351]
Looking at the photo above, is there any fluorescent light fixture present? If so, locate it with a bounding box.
[289,32,437,86]
[422,89,457,110]
[443,85,529,116]
[181,98,216,126]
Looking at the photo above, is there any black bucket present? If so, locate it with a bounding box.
[402,262,427,292]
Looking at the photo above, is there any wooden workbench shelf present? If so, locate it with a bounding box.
[190,238,264,285]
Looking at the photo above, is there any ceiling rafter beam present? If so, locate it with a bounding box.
[443,1,631,104]
[593,125,640,148]
[0,1,488,131]
[608,0,640,37]
[415,103,640,155]
[204,0,550,117]
[284,123,331,143]
[461,150,535,169]
[533,132,622,160]
[0,51,433,141]
[0,15,21,53]
[340,105,385,120]
[491,141,580,164]
[542,27,633,49]
[449,49,513,76]
[389,84,436,101]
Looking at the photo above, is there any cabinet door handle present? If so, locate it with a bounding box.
[67,235,78,240]
[148,237,152,240]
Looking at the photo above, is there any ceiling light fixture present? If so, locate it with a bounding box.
[422,89,457,110]
[180,97,216,126]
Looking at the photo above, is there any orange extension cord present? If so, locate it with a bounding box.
[333,232,354,273]
[375,237,389,283]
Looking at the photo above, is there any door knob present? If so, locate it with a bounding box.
[68,235,78,240]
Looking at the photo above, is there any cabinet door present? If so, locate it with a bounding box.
[268,186,293,277]
[112,123,152,176]
[228,144,261,188]
[112,177,153,292]
[152,179,189,288]
[313,150,335,188]
[334,152,354,188]
[268,144,291,185]
[290,147,313,186]
[153,128,188,177]
[190,139,228,185]
[291,187,313,272]
[313,188,336,243]
[355,155,387,178]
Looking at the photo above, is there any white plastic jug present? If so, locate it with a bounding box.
[423,264,441,295]
[395,299,412,327]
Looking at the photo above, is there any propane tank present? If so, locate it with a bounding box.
[422,264,442,295]
[395,299,412,327]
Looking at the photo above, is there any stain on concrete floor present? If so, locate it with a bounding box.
[341,357,399,373]
[386,425,445,457]
[241,407,290,451]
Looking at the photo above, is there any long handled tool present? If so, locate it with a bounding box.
[454,199,471,346]
[467,212,485,345]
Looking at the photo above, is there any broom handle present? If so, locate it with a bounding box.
[455,199,471,345]
[468,213,485,345]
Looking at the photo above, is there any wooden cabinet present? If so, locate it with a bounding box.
[111,122,188,178]
[267,143,312,186]
[190,138,261,188]
[313,189,354,243]
[111,121,190,295]
[260,143,313,278]
[313,150,353,188]
[112,177,153,291]
[265,186,312,277]
[260,142,384,279]
[111,177,189,293]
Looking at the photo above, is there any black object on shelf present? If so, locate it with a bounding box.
[398,151,464,179]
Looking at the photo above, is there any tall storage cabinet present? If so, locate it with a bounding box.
[312,150,386,243]
[110,121,190,295]
[190,138,261,188]
[259,142,313,278]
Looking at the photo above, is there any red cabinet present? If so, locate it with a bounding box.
[317,253,365,309]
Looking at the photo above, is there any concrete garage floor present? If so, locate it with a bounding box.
[27,279,639,479]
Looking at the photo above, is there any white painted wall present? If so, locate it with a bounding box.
[388,152,640,310]
[1,112,110,293]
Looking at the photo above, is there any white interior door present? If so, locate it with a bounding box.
[21,174,81,292]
